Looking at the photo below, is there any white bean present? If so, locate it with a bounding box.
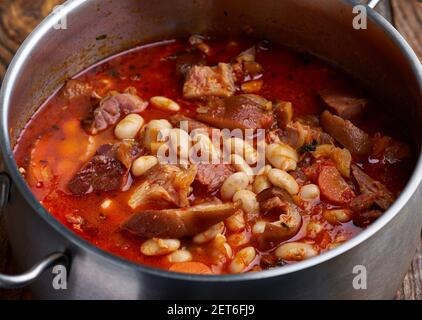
[268,168,299,195]
[275,242,318,261]
[228,137,258,164]
[230,154,254,182]
[323,209,352,225]
[150,96,180,112]
[299,184,320,201]
[100,199,112,209]
[253,175,271,194]
[225,210,246,232]
[263,165,273,175]
[224,243,233,258]
[131,155,158,177]
[212,234,233,259]
[140,238,180,256]
[266,143,298,171]
[167,249,192,263]
[227,231,250,247]
[327,243,343,250]
[168,128,191,161]
[220,172,250,201]
[144,119,172,152]
[306,221,324,238]
[114,114,144,140]
[252,221,266,234]
[191,132,220,162]
[232,190,259,215]
[193,222,224,244]
[229,246,256,273]
[267,141,294,159]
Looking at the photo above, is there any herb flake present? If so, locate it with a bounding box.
[299,139,318,153]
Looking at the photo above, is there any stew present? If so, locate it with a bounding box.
[13,36,415,274]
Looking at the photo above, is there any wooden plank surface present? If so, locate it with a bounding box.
[0,0,421,300]
[390,0,422,300]
[392,0,422,60]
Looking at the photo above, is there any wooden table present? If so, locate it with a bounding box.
[0,0,421,300]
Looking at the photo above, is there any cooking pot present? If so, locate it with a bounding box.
[0,0,421,299]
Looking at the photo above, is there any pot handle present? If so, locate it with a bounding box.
[367,0,382,9]
[0,163,68,289]
[0,252,68,289]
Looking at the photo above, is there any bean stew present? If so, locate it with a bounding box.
[13,36,415,274]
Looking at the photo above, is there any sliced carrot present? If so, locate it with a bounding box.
[318,165,355,204]
[169,262,213,275]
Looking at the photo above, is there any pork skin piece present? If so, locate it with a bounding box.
[84,92,148,135]
[67,142,143,195]
[61,80,93,101]
[169,114,214,136]
[320,110,372,156]
[196,94,273,130]
[351,164,395,210]
[175,52,206,78]
[183,63,236,99]
[194,163,236,193]
[319,89,367,120]
[67,144,125,195]
[121,201,241,238]
[127,164,197,209]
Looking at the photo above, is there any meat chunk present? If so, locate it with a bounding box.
[320,110,372,156]
[67,145,126,195]
[319,89,366,119]
[169,114,214,136]
[295,115,320,127]
[194,163,236,193]
[231,47,263,82]
[234,47,256,64]
[269,118,334,150]
[61,80,93,101]
[259,196,286,214]
[254,190,302,249]
[317,131,336,145]
[128,164,197,209]
[65,213,98,236]
[295,115,335,145]
[275,122,313,149]
[256,217,302,250]
[121,201,241,238]
[349,192,379,213]
[372,133,411,163]
[116,140,145,170]
[196,94,273,130]
[188,34,211,55]
[175,52,206,78]
[84,90,148,135]
[183,63,236,99]
[351,164,395,210]
[353,210,383,228]
[256,187,294,205]
[274,101,293,128]
[67,141,143,195]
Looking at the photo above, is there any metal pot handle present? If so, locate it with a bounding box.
[0,172,68,289]
[368,0,383,9]
[0,252,68,289]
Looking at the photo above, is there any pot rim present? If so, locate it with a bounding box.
[1,0,422,283]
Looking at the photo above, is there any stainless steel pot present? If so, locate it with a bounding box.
[0,0,421,299]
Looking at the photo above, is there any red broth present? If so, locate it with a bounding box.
[13,37,414,274]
